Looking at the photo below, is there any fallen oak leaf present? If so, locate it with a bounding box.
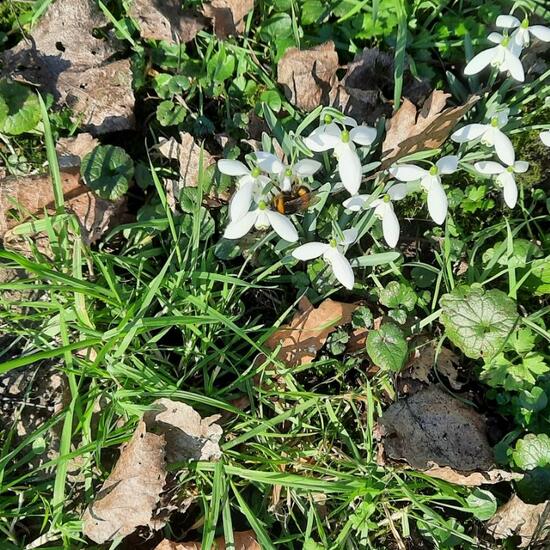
[202,0,255,39]
[130,0,207,43]
[277,41,339,111]
[265,297,358,367]
[82,421,167,544]
[381,91,480,167]
[154,530,260,550]
[378,385,493,471]
[56,133,99,170]
[486,495,550,547]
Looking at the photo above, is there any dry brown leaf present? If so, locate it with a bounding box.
[423,465,523,487]
[378,386,493,470]
[486,495,550,547]
[0,169,124,247]
[56,133,99,169]
[277,41,339,111]
[202,0,255,39]
[407,339,463,390]
[155,530,260,550]
[381,91,479,166]
[130,0,207,43]
[143,398,222,463]
[82,421,167,544]
[345,317,382,353]
[3,0,134,135]
[0,169,82,238]
[265,297,357,367]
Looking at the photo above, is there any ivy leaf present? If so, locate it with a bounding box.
[81,145,134,201]
[512,434,550,471]
[0,79,41,135]
[366,323,408,372]
[439,285,517,359]
[379,281,417,311]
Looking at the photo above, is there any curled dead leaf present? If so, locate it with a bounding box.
[378,386,493,471]
[277,41,339,111]
[56,133,99,170]
[381,91,479,167]
[130,0,207,43]
[154,530,260,550]
[82,421,167,544]
[202,0,255,39]
[486,495,550,547]
[143,398,222,463]
[265,297,357,367]
[423,465,523,486]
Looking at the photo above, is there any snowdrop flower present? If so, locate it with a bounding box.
[540,131,550,146]
[451,111,515,166]
[464,32,524,82]
[389,156,459,225]
[343,184,408,248]
[474,160,529,208]
[496,15,550,55]
[255,152,321,192]
[292,228,357,289]
[224,199,299,242]
[218,159,270,220]
[304,117,377,195]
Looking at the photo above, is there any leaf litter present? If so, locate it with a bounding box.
[202,0,255,39]
[155,530,260,550]
[82,398,222,544]
[2,0,134,134]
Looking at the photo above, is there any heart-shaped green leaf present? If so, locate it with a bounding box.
[0,79,41,135]
[366,323,407,372]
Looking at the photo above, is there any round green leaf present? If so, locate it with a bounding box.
[366,323,408,372]
[512,433,550,471]
[81,145,134,201]
[440,285,517,359]
[156,100,186,127]
[465,488,497,520]
[0,79,41,135]
[379,281,417,311]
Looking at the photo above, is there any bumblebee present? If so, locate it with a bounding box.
[272,185,316,215]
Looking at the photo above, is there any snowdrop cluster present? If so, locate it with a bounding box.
[217,11,549,290]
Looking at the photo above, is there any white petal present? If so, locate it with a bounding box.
[530,25,550,42]
[540,131,550,146]
[436,155,459,174]
[493,129,515,165]
[510,32,524,56]
[389,164,427,182]
[254,211,270,230]
[280,175,292,192]
[381,206,400,248]
[265,210,299,242]
[496,15,520,29]
[349,125,377,146]
[474,161,505,175]
[255,152,285,175]
[224,211,257,239]
[293,159,322,177]
[488,31,504,43]
[426,182,448,225]
[324,248,355,290]
[337,145,362,195]
[464,47,498,75]
[514,160,529,173]
[341,227,358,246]
[304,124,341,152]
[218,159,250,176]
[498,171,518,208]
[502,49,524,82]
[342,116,358,127]
[343,194,370,211]
[229,180,254,219]
[387,183,408,201]
[451,124,487,142]
[292,242,329,261]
